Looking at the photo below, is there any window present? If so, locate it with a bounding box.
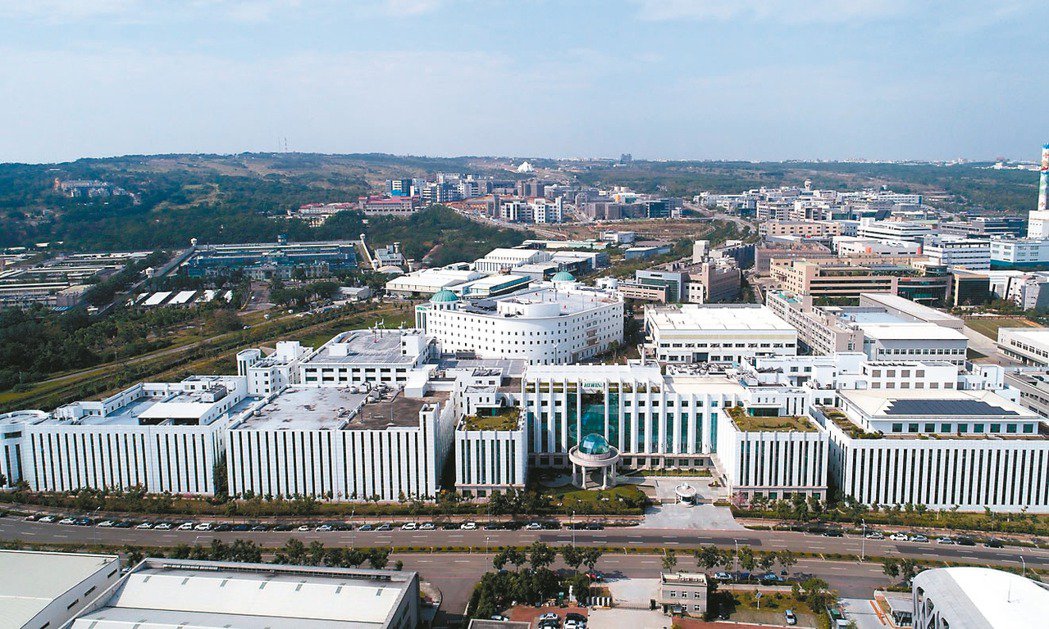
[940,423,951,432]
[924,423,935,432]
[891,423,903,433]
[974,423,985,433]
[908,423,919,433]
[1023,424,1034,434]
[990,423,1001,433]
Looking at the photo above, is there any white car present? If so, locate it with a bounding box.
[401,522,417,530]
[136,522,153,529]
[889,533,908,541]
[97,520,115,527]
[539,612,560,621]
[155,522,173,530]
[419,522,435,530]
[58,517,77,525]
[937,537,956,545]
[525,522,543,530]
[194,523,212,531]
[315,524,333,532]
[460,522,477,530]
[39,515,57,523]
[177,522,194,531]
[785,609,797,626]
[297,525,310,532]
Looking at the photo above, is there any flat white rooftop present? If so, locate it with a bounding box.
[236,387,368,430]
[998,327,1049,346]
[0,550,118,629]
[914,567,1049,628]
[858,293,964,328]
[839,388,1039,420]
[306,329,423,365]
[72,560,416,629]
[857,322,968,342]
[647,304,795,333]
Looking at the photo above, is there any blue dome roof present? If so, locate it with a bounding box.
[430,289,459,303]
[578,433,610,455]
[551,271,575,282]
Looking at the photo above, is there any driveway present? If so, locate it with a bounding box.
[640,503,744,530]
[840,598,886,629]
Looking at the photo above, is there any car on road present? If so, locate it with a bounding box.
[195,523,213,531]
[59,517,77,525]
[889,533,908,541]
[483,523,502,530]
[460,522,477,530]
[714,571,732,581]
[760,572,784,584]
[154,522,173,530]
[316,524,334,532]
[376,523,392,531]
[865,531,884,539]
[177,522,194,531]
[114,521,134,528]
[937,537,956,545]
[250,524,269,532]
[441,523,459,530]
[525,522,543,530]
[419,522,435,530]
[956,536,975,546]
[984,538,1004,548]
[822,529,844,537]
[136,522,153,530]
[97,520,115,527]
[585,523,603,530]
[296,525,310,532]
[401,522,417,531]
[39,515,57,523]
[273,524,294,532]
[909,534,929,543]
[74,517,93,526]
[785,609,797,625]
[214,523,232,532]
[358,524,374,531]
[231,523,250,532]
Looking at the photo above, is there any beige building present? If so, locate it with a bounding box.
[769,256,950,304]
[761,220,843,238]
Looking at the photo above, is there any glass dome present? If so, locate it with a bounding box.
[551,271,575,282]
[430,289,459,303]
[578,433,610,455]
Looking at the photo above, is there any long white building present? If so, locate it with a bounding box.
[644,304,798,364]
[416,276,624,364]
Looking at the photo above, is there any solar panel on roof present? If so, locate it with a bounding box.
[884,399,1019,417]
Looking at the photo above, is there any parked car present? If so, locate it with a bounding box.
[525,522,543,530]
[296,525,310,532]
[419,522,435,530]
[136,522,153,530]
[316,524,334,532]
[785,609,797,626]
[59,517,77,525]
[910,534,929,543]
[114,521,133,528]
[273,524,294,532]
[97,520,115,527]
[937,537,956,545]
[231,523,251,532]
[483,523,502,530]
[154,522,173,530]
[865,531,884,539]
[401,522,417,531]
[822,529,844,537]
[760,572,783,584]
[956,536,976,546]
[214,523,232,532]
[376,523,392,531]
[984,538,1004,548]
[714,571,732,581]
[250,524,269,532]
[490,615,509,622]
[889,533,908,541]
[39,515,57,523]
[442,523,459,530]
[177,522,194,530]
[460,522,477,530]
[194,523,212,531]
[358,523,374,531]
[74,517,93,526]
[24,514,39,521]
[539,612,559,621]
[585,523,604,530]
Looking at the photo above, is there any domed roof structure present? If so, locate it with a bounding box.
[551,270,575,282]
[430,289,459,303]
[578,433,610,456]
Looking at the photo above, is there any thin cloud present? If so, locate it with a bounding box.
[633,0,908,24]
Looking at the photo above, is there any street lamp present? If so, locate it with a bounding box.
[486,536,491,556]
[733,539,739,577]
[572,510,576,546]
[861,519,866,561]
[1020,554,1026,578]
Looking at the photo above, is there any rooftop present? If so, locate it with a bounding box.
[646,304,795,333]
[839,389,1039,421]
[726,405,817,432]
[236,386,446,431]
[72,559,417,629]
[306,329,425,365]
[913,567,1049,629]
[461,407,521,431]
[0,550,118,628]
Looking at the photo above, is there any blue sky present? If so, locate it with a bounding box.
[1,0,1046,163]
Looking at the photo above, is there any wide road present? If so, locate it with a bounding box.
[2,517,1042,572]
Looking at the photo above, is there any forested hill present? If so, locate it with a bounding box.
[0,153,516,252]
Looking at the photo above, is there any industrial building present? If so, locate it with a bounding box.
[912,567,1049,629]
[0,549,121,629]
[184,239,358,280]
[997,327,1049,366]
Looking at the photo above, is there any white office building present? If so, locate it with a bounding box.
[855,220,934,243]
[237,340,310,395]
[473,248,552,273]
[818,389,1048,513]
[226,385,455,501]
[415,278,624,364]
[0,550,121,629]
[300,329,434,387]
[384,265,484,297]
[989,237,1049,265]
[1,376,249,495]
[644,304,798,364]
[922,235,991,271]
[998,327,1049,366]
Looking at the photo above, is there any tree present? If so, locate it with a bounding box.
[695,545,720,571]
[737,546,756,572]
[123,545,145,568]
[527,542,556,570]
[777,550,798,575]
[561,546,585,571]
[368,548,391,570]
[798,577,833,610]
[881,558,900,581]
[662,550,678,572]
[758,552,776,572]
[581,548,603,572]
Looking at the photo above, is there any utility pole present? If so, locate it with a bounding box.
[861,519,866,561]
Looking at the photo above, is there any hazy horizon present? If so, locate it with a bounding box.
[2,1,1047,164]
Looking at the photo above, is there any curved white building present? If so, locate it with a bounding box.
[415,276,624,364]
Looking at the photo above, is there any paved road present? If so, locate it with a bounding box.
[2,517,1042,571]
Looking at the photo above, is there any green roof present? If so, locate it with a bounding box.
[430,289,459,303]
[552,271,575,282]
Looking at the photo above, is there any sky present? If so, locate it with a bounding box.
[1,0,1047,164]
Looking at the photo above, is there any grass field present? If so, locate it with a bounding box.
[964,317,1042,340]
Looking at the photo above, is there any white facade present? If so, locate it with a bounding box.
[834,237,921,257]
[384,266,484,297]
[855,220,933,243]
[416,284,624,364]
[237,340,310,395]
[922,235,990,271]
[997,327,1049,366]
[819,389,1048,513]
[645,304,798,364]
[989,237,1049,265]
[1,550,122,629]
[455,426,527,495]
[473,248,552,273]
[300,329,433,387]
[913,568,1049,629]
[715,410,828,501]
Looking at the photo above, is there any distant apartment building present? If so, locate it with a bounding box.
[922,235,990,271]
[989,237,1049,267]
[357,195,420,216]
[761,220,842,238]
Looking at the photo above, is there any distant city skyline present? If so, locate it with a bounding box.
[1,0,1047,164]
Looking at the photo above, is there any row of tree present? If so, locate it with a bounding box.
[120,537,398,572]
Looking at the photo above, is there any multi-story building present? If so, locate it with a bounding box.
[385,265,485,297]
[833,236,922,257]
[989,237,1049,267]
[912,567,1049,629]
[769,257,951,304]
[818,388,1048,512]
[644,304,797,364]
[357,194,420,216]
[997,327,1049,366]
[1004,370,1049,418]
[855,219,934,243]
[415,279,624,365]
[299,329,434,387]
[922,235,991,270]
[657,572,709,617]
[761,220,842,238]
[473,248,552,273]
[236,341,310,395]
